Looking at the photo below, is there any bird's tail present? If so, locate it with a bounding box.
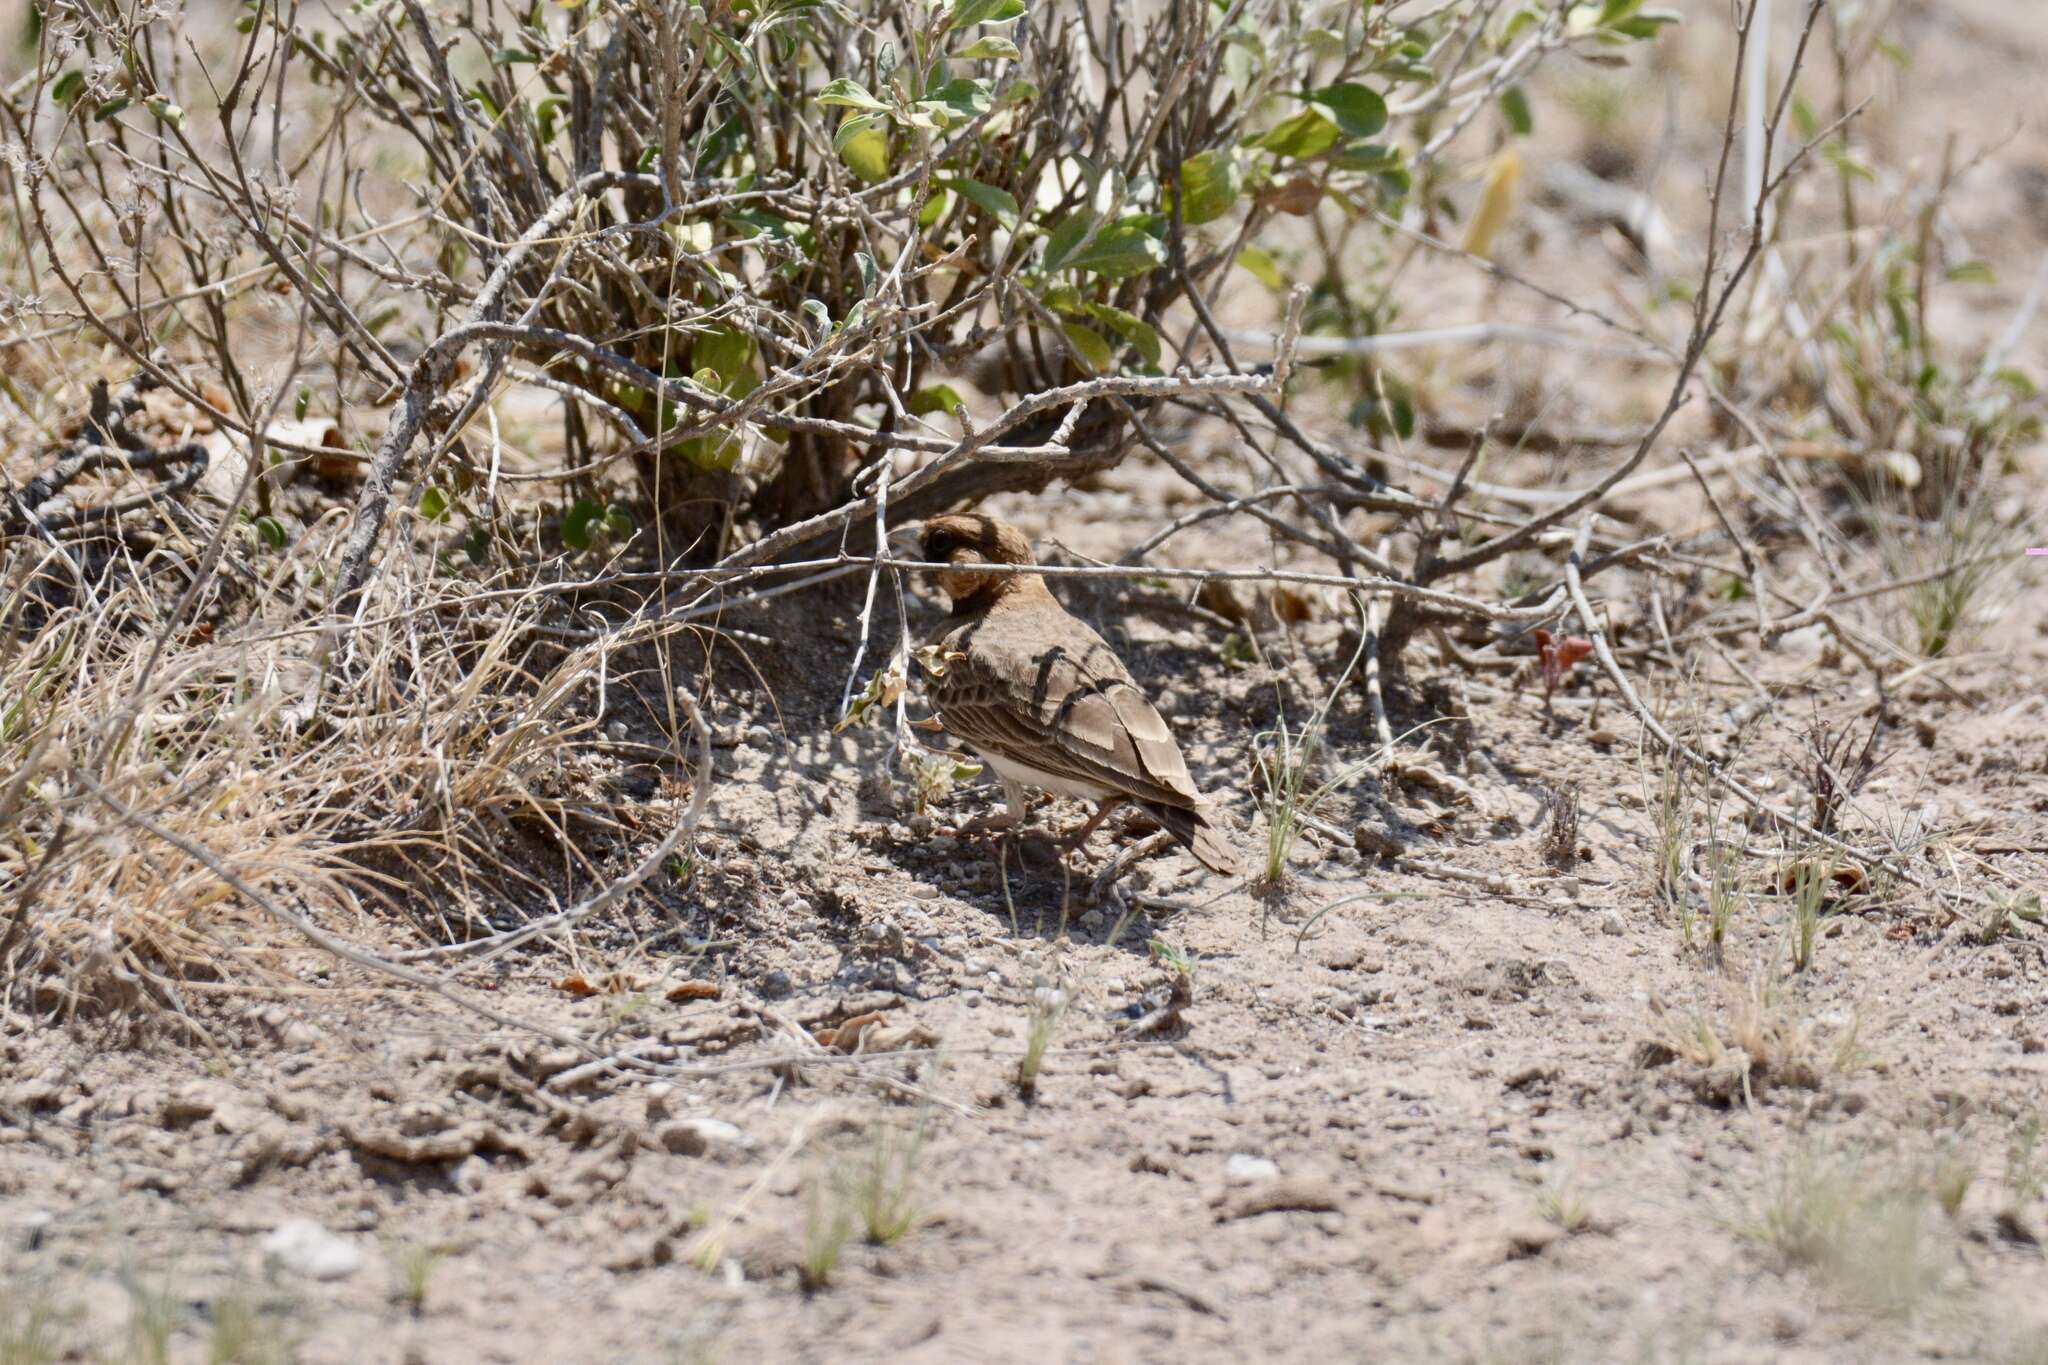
[1140,800,1242,877]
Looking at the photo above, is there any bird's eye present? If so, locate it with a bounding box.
[925,531,954,558]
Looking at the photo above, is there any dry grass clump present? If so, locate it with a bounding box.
[1733,1145,1958,1320]
[0,498,680,1028]
[1643,967,1866,1105]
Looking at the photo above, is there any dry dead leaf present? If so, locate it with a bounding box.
[556,972,645,997]
[813,1010,889,1051]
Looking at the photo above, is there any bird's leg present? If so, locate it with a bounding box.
[1057,796,1128,853]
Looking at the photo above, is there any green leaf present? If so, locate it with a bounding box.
[491,46,536,64]
[918,187,952,228]
[1257,108,1340,159]
[535,94,567,144]
[50,70,82,104]
[1501,85,1533,135]
[909,384,966,416]
[293,387,310,421]
[1499,4,1542,45]
[1303,82,1387,138]
[1176,149,1241,226]
[1080,303,1161,367]
[92,96,131,122]
[1328,142,1404,174]
[815,78,890,113]
[921,77,992,126]
[1041,210,1095,271]
[941,177,1020,228]
[835,114,891,183]
[1060,321,1114,371]
[253,516,286,550]
[955,35,1019,59]
[678,327,760,472]
[1790,95,1817,140]
[603,506,634,540]
[949,0,1024,28]
[1946,260,1996,285]
[1609,12,1680,38]
[691,326,759,399]
[561,498,604,552]
[1236,245,1286,289]
[1062,220,1165,278]
[144,97,184,129]
[419,486,451,523]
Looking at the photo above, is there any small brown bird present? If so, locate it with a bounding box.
[912,513,1240,876]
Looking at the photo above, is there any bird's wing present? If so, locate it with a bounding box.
[928,612,1204,809]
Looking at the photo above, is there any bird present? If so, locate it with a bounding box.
[909,513,1241,876]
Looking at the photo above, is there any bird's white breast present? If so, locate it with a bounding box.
[979,751,1116,802]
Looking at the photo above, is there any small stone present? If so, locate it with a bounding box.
[1502,1219,1562,1259]
[655,1118,755,1160]
[746,725,775,748]
[1771,1307,1809,1342]
[453,1156,488,1196]
[758,970,793,999]
[262,1219,363,1281]
[1354,825,1405,859]
[1225,1154,1280,1186]
[1600,910,1626,937]
[161,1084,221,1128]
[1775,625,1827,661]
[644,1084,675,1124]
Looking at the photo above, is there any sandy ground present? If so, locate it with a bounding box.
[5,0,2048,1360]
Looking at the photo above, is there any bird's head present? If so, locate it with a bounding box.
[913,513,1038,611]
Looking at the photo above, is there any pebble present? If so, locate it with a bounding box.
[453,1155,489,1196]
[655,1118,756,1160]
[1225,1153,1280,1186]
[746,724,774,748]
[262,1219,363,1281]
[1775,625,1827,661]
[643,1084,674,1124]
[1600,910,1626,937]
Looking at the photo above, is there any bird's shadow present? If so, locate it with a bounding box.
[860,792,1190,955]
